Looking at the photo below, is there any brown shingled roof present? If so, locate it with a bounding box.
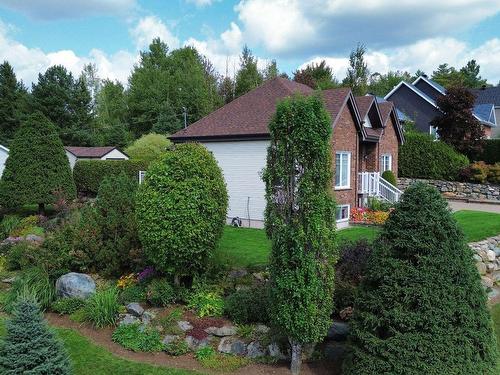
[378,101,394,125]
[354,96,375,119]
[64,146,118,158]
[170,77,313,140]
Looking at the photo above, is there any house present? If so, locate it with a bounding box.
[170,77,404,228]
[0,145,9,177]
[64,146,129,170]
[385,75,497,138]
[472,86,500,137]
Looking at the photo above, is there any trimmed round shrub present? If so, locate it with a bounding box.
[0,298,71,374]
[51,297,87,315]
[0,112,76,211]
[136,143,228,280]
[343,183,498,375]
[399,131,469,181]
[146,278,175,307]
[224,286,270,324]
[381,170,397,186]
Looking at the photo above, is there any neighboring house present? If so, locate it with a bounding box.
[170,77,404,228]
[385,75,497,138]
[64,146,129,170]
[0,145,9,177]
[472,86,500,138]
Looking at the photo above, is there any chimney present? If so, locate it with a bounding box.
[481,84,487,90]
[422,74,428,78]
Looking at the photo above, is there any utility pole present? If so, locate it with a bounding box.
[182,107,187,129]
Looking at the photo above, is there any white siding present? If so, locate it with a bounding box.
[101,149,129,160]
[65,151,78,170]
[202,140,269,227]
[0,147,8,177]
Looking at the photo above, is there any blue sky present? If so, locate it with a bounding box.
[0,0,499,85]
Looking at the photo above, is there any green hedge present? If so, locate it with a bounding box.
[470,139,500,164]
[73,160,148,195]
[399,132,469,181]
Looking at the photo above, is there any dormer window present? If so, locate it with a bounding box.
[364,115,372,128]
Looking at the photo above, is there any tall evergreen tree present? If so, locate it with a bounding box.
[431,63,464,88]
[67,76,95,146]
[0,298,71,374]
[264,94,337,375]
[0,61,28,144]
[235,45,263,97]
[343,44,369,95]
[263,60,279,80]
[81,63,101,114]
[294,60,339,90]
[218,76,235,104]
[460,60,488,89]
[431,85,484,156]
[344,183,498,375]
[0,112,76,213]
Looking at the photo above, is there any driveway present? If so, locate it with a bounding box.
[448,200,500,214]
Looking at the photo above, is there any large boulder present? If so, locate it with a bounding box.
[218,337,247,356]
[55,272,96,299]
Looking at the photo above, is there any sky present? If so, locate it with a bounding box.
[0,0,500,87]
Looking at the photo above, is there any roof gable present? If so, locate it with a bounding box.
[378,102,405,144]
[356,95,384,130]
[64,146,121,158]
[413,76,446,95]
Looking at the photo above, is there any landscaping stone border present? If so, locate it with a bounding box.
[469,235,500,301]
[398,178,500,202]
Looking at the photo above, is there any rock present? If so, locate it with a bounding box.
[268,342,287,360]
[494,247,500,257]
[218,337,247,356]
[185,335,209,351]
[205,326,237,337]
[229,269,248,279]
[119,314,140,326]
[1,277,16,284]
[478,250,489,263]
[323,342,347,362]
[246,341,265,358]
[254,324,270,334]
[481,276,494,289]
[492,271,500,283]
[25,234,43,243]
[177,321,193,331]
[473,254,483,263]
[487,250,497,261]
[487,263,496,272]
[327,321,350,341]
[141,310,156,325]
[162,335,180,346]
[476,262,487,276]
[126,303,144,317]
[488,288,500,301]
[55,272,96,299]
[252,272,266,282]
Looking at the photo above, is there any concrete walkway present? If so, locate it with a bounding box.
[448,200,500,214]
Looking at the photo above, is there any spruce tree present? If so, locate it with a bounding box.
[344,183,498,375]
[264,94,337,375]
[0,298,71,374]
[0,112,76,212]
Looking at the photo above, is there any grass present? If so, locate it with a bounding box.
[0,317,199,375]
[216,210,500,268]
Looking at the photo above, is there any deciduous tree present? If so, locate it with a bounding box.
[342,44,369,95]
[235,45,263,97]
[293,60,339,90]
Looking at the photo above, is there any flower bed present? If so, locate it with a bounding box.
[350,207,390,225]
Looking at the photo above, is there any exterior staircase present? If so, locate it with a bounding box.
[358,172,402,204]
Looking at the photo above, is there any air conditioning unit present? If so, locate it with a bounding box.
[231,217,242,227]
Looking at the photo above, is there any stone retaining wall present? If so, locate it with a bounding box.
[469,235,500,300]
[398,178,500,202]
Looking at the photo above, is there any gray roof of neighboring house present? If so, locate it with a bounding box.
[472,86,500,106]
[473,104,495,123]
[64,146,124,158]
[375,96,412,122]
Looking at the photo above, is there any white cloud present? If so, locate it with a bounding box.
[130,16,180,51]
[300,37,500,84]
[0,0,137,20]
[0,20,137,85]
[185,0,221,7]
[235,0,500,56]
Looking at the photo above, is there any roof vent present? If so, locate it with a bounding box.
[422,74,428,78]
[481,84,487,90]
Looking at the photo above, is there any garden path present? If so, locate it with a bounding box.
[448,200,500,214]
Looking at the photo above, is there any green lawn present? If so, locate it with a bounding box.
[215,210,500,269]
[0,318,199,375]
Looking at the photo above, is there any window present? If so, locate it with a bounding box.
[380,154,392,173]
[363,115,372,128]
[336,205,350,222]
[335,152,351,189]
[429,126,439,140]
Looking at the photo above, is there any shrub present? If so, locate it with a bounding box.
[463,162,500,185]
[0,215,21,239]
[51,297,87,315]
[5,267,55,312]
[263,94,337,374]
[125,133,172,165]
[224,286,270,324]
[343,183,498,375]
[119,284,146,304]
[164,338,190,356]
[5,241,35,271]
[136,143,228,281]
[188,290,224,318]
[473,139,500,163]
[399,131,469,181]
[0,298,71,374]
[469,161,489,183]
[0,112,76,212]
[9,215,40,237]
[73,159,148,196]
[94,172,140,276]
[146,278,175,307]
[366,197,392,212]
[84,287,120,328]
[156,308,184,335]
[381,170,397,186]
[195,347,250,371]
[112,323,164,352]
[70,205,103,272]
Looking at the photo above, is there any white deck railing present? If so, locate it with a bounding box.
[358,172,402,204]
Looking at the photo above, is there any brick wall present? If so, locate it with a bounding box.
[378,116,400,177]
[332,105,359,209]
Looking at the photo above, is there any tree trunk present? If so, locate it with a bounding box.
[38,202,45,215]
[173,274,180,287]
[290,340,302,375]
